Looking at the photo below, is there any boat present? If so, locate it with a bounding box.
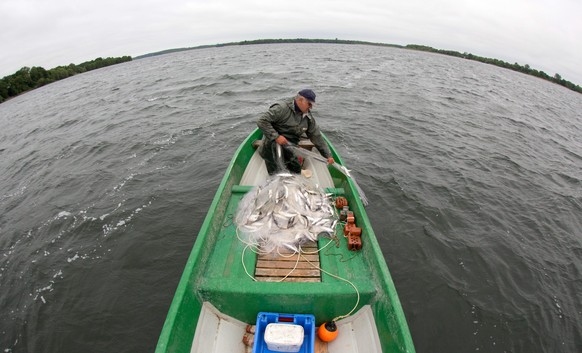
[155,128,415,353]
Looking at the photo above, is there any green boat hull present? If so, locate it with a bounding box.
[155,129,415,353]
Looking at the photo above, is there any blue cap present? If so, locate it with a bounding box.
[298,89,316,103]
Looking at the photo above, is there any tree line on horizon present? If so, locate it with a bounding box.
[405,44,581,93]
[0,56,132,103]
[2,39,580,103]
[139,39,581,94]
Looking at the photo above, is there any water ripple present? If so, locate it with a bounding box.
[1,43,581,353]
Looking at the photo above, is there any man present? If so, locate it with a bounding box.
[257,89,335,175]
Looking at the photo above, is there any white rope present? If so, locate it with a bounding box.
[299,237,336,254]
[236,194,360,320]
[299,245,361,322]
[239,227,306,282]
[241,244,257,281]
[278,250,301,282]
[276,248,300,258]
[302,257,360,322]
[240,235,360,320]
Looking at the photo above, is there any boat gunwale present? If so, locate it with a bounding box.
[322,133,415,353]
[155,128,415,353]
[155,129,261,353]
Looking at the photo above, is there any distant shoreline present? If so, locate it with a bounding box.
[0,56,132,103]
[134,38,404,59]
[2,39,579,103]
[136,39,581,94]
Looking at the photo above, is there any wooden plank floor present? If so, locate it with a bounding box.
[255,242,321,282]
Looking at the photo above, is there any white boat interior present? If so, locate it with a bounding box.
[240,147,334,188]
[190,302,383,353]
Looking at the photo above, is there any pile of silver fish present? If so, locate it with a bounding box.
[235,173,337,254]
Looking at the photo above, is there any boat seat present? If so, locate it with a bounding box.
[252,139,315,150]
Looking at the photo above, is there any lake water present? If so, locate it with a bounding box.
[1,43,581,353]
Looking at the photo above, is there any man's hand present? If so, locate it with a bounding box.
[275,135,289,145]
[327,157,335,165]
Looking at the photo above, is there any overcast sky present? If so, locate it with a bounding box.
[1,0,581,85]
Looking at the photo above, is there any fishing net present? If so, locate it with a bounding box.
[235,173,337,254]
[285,145,369,206]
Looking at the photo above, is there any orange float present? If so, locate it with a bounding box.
[317,321,339,342]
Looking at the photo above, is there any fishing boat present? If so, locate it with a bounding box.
[155,128,415,353]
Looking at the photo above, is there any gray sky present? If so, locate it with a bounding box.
[1,0,581,85]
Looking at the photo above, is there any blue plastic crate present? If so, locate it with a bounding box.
[252,312,315,353]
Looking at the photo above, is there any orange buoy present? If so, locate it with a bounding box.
[318,321,339,342]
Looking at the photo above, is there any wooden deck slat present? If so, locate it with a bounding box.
[255,242,321,282]
[277,245,318,253]
[256,277,321,283]
[258,254,320,262]
[256,260,317,269]
[255,268,321,277]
